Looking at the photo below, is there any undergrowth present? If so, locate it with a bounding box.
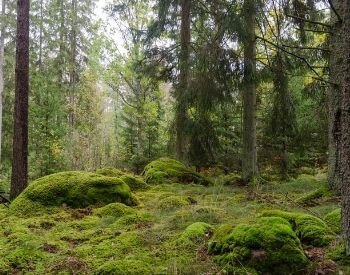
[0,167,345,274]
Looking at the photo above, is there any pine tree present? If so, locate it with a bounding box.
[11,0,30,199]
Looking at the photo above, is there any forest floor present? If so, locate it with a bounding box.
[0,167,348,274]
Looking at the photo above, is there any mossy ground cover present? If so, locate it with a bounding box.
[0,168,346,274]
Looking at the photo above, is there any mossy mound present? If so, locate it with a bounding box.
[10,171,135,216]
[119,175,149,191]
[324,208,341,234]
[96,168,149,191]
[95,167,126,177]
[209,217,308,274]
[262,210,334,246]
[93,202,136,218]
[144,158,212,186]
[180,222,213,245]
[158,195,190,211]
[297,185,333,206]
[97,259,153,274]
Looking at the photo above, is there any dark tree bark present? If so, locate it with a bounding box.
[175,0,191,162]
[0,0,5,166]
[241,0,258,182]
[341,0,350,255]
[10,0,30,200]
[328,0,343,194]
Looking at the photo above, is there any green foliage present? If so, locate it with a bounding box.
[209,217,308,274]
[261,210,334,246]
[324,208,341,234]
[10,171,135,216]
[144,158,212,185]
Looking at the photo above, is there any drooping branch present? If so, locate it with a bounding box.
[286,14,332,28]
[106,81,137,109]
[255,35,335,85]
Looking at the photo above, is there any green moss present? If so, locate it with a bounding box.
[324,208,341,234]
[96,167,149,191]
[97,259,153,274]
[326,241,350,266]
[144,158,212,186]
[297,185,333,205]
[262,210,334,246]
[93,203,136,218]
[119,175,149,191]
[95,167,126,177]
[209,217,308,274]
[179,222,213,245]
[158,195,190,211]
[10,171,135,216]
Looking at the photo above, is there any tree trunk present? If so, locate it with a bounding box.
[0,0,5,166]
[175,0,191,162]
[328,0,343,194]
[241,0,257,182]
[10,0,30,200]
[341,0,350,255]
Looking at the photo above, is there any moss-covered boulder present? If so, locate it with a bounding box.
[96,168,149,191]
[93,202,136,218]
[324,208,341,234]
[180,222,213,245]
[262,210,334,246]
[144,158,212,185]
[209,217,308,274]
[119,175,149,191]
[95,167,126,177]
[10,171,135,216]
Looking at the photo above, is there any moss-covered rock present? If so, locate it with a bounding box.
[324,208,341,234]
[96,168,149,191]
[93,202,136,218]
[209,217,308,274]
[97,259,153,274]
[261,210,334,246]
[144,158,212,186]
[119,175,149,191]
[10,171,135,216]
[95,167,126,177]
[180,222,213,245]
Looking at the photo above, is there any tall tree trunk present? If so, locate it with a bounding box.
[175,0,191,162]
[341,0,350,255]
[69,0,77,129]
[328,0,343,194]
[38,0,43,69]
[241,0,257,182]
[0,0,5,166]
[10,0,30,200]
